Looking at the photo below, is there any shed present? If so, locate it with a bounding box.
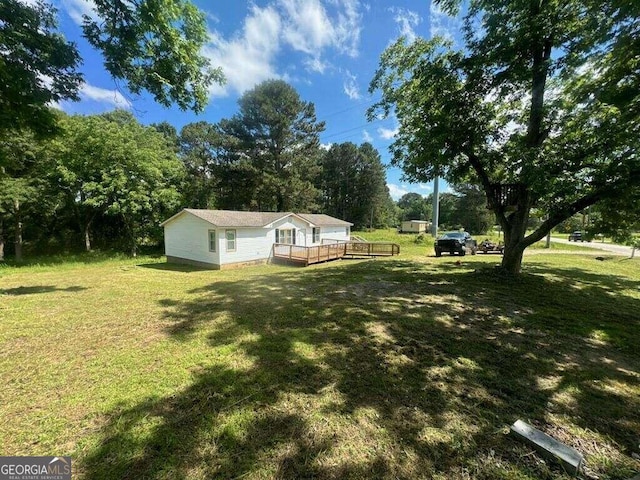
[161,209,353,269]
[400,220,430,233]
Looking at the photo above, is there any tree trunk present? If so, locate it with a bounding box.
[501,240,526,273]
[84,223,92,252]
[0,219,4,261]
[123,214,137,257]
[499,191,531,274]
[14,199,23,262]
[83,213,95,252]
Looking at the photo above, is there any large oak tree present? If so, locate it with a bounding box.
[369,0,639,273]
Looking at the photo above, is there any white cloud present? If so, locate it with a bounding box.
[429,2,461,43]
[61,0,98,24]
[203,1,363,99]
[79,83,131,108]
[17,0,40,6]
[343,70,360,100]
[279,0,362,59]
[377,126,399,140]
[280,0,335,54]
[387,183,410,200]
[304,57,331,74]
[320,142,334,151]
[362,130,372,143]
[417,183,433,193]
[330,0,363,58]
[389,7,422,42]
[203,5,282,97]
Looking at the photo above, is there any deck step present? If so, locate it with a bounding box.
[510,420,583,476]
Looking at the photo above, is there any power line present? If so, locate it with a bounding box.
[321,117,392,141]
[317,97,379,122]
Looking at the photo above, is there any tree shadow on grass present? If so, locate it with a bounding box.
[0,285,88,296]
[137,262,213,273]
[81,259,640,479]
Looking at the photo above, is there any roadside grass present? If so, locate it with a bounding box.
[358,228,602,256]
[0,248,638,479]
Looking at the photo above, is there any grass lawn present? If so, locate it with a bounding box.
[1,240,638,479]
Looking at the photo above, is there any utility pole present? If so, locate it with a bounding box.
[431,176,439,237]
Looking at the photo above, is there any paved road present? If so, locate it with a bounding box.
[551,237,635,256]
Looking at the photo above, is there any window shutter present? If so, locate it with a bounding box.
[292,228,296,245]
[275,229,279,244]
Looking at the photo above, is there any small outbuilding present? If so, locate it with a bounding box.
[400,220,430,233]
[161,209,353,269]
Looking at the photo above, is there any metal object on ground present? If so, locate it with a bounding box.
[510,420,584,476]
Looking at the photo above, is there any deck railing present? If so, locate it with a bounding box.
[344,241,400,256]
[273,243,345,266]
[274,240,400,266]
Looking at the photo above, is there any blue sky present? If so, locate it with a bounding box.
[42,0,462,200]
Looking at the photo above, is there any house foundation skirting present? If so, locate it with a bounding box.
[166,256,219,269]
[219,259,268,270]
[166,255,268,270]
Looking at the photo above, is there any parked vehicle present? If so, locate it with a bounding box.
[478,239,505,254]
[568,231,583,242]
[435,232,477,256]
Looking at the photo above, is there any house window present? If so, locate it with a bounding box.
[345,227,350,237]
[226,229,236,252]
[312,227,320,243]
[208,230,216,252]
[275,228,296,245]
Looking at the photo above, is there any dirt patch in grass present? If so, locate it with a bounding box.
[1,254,639,479]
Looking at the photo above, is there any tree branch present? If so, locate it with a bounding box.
[523,170,640,247]
[464,148,508,226]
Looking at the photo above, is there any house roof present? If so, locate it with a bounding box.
[297,213,353,227]
[161,209,353,228]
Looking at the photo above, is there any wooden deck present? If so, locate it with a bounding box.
[272,241,400,266]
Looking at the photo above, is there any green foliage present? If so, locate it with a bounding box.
[397,192,428,221]
[0,0,222,133]
[414,233,428,244]
[320,142,392,228]
[178,121,224,208]
[51,111,185,254]
[0,0,82,135]
[369,0,640,273]
[221,80,325,212]
[82,0,223,112]
[0,110,187,257]
[451,184,494,234]
[588,189,640,245]
[424,192,458,228]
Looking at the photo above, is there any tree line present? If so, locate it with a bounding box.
[396,185,495,235]
[0,80,394,261]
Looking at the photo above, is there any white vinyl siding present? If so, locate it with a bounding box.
[226,229,236,252]
[316,226,350,244]
[164,213,219,265]
[208,230,216,252]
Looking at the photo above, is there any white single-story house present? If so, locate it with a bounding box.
[161,209,353,269]
[400,220,430,233]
